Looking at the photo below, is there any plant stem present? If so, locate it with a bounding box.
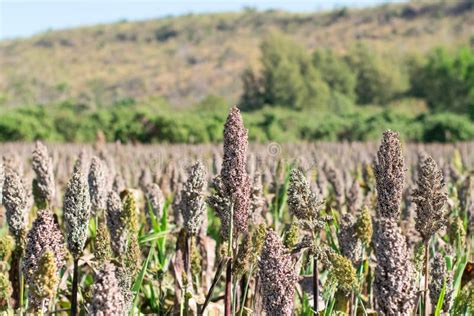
[423,240,429,316]
[224,258,232,316]
[19,263,24,315]
[224,202,234,316]
[9,244,21,310]
[71,257,79,316]
[313,257,319,315]
[238,264,254,316]
[200,258,226,314]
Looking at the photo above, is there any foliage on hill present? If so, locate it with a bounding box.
[239,33,474,117]
[0,1,473,107]
[0,1,473,143]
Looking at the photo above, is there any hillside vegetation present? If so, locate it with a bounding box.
[0,1,473,143]
[0,1,473,107]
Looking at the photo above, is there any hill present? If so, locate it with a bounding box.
[0,1,473,108]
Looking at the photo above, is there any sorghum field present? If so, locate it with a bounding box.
[0,107,473,315]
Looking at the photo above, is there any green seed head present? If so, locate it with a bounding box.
[448,217,466,248]
[31,251,58,304]
[0,235,14,263]
[328,251,358,294]
[355,207,372,247]
[283,223,299,250]
[0,273,12,311]
[94,222,112,267]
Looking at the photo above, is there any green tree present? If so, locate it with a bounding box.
[410,46,474,117]
[259,32,330,110]
[313,48,357,101]
[347,43,408,105]
[240,67,264,111]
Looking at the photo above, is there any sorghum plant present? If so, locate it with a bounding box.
[373,130,416,315]
[2,165,27,309]
[258,229,297,316]
[287,167,331,313]
[63,158,91,316]
[23,209,65,312]
[207,106,251,316]
[412,154,448,314]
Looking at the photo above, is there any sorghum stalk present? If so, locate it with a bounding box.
[2,166,27,310]
[287,168,329,315]
[423,242,429,316]
[207,107,251,315]
[313,257,319,314]
[179,161,207,295]
[412,154,447,315]
[63,158,91,316]
[71,258,79,316]
[373,131,416,315]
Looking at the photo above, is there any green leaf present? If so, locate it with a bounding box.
[434,277,447,316]
[131,246,154,314]
[138,230,170,244]
[453,253,467,297]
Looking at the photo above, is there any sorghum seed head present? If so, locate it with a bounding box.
[106,191,127,256]
[259,229,297,316]
[374,130,405,219]
[355,207,373,247]
[362,161,376,194]
[338,214,363,267]
[221,106,251,235]
[30,250,58,310]
[324,162,345,209]
[373,217,416,315]
[328,251,358,294]
[207,175,232,239]
[144,183,165,224]
[0,273,11,312]
[23,209,65,303]
[95,222,112,268]
[112,173,126,194]
[31,141,55,208]
[448,217,466,248]
[413,241,425,272]
[429,253,454,313]
[283,223,299,250]
[121,191,139,233]
[346,178,361,214]
[287,168,324,222]
[63,159,91,258]
[92,263,126,316]
[0,235,14,263]
[413,154,448,242]
[122,233,141,279]
[88,156,108,214]
[180,161,207,236]
[250,172,266,223]
[2,167,27,240]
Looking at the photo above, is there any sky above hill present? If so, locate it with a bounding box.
[0,0,404,40]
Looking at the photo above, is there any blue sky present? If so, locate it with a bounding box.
[0,0,402,40]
